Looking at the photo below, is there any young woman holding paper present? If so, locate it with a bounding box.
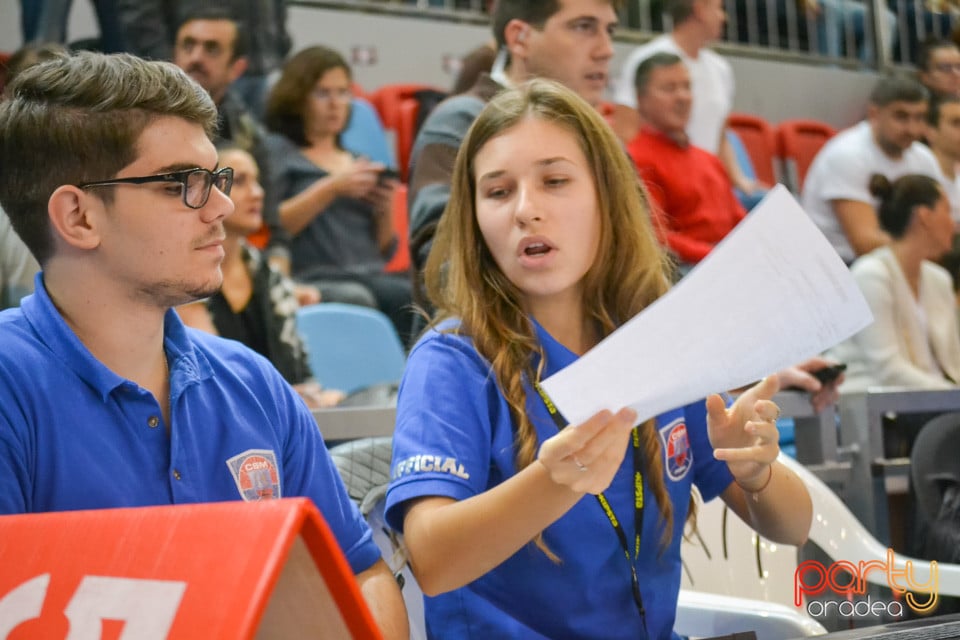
[384,79,812,640]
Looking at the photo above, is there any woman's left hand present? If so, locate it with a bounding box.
[706,375,781,489]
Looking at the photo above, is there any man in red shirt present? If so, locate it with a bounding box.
[626,51,746,271]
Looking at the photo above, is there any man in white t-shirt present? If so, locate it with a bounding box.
[925,95,960,224]
[611,0,759,201]
[802,74,940,264]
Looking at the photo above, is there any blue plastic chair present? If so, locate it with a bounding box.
[341,98,396,168]
[296,303,406,395]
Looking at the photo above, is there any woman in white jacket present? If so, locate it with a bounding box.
[832,173,960,392]
[830,173,960,454]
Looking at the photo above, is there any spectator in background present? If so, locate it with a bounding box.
[264,46,413,342]
[828,174,960,453]
[627,53,746,272]
[916,37,960,100]
[173,8,292,274]
[611,0,766,210]
[177,144,344,409]
[0,53,409,638]
[802,73,940,264]
[177,0,291,119]
[77,1,290,115]
[450,41,497,95]
[925,95,960,223]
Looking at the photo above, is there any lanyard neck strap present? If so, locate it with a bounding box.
[534,382,647,629]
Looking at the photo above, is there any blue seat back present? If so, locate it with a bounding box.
[726,129,757,182]
[341,97,396,168]
[296,303,406,395]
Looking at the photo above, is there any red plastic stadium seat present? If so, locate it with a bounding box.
[727,112,778,187]
[775,119,838,194]
[395,98,419,182]
[384,183,411,274]
[369,83,438,131]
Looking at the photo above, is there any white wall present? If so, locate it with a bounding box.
[0,2,875,129]
[285,7,877,129]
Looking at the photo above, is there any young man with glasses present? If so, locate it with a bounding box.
[926,95,960,223]
[917,37,960,100]
[0,51,408,639]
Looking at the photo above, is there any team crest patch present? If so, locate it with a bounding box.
[227,449,281,501]
[658,418,692,481]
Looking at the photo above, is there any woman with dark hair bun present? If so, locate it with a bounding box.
[830,172,960,396]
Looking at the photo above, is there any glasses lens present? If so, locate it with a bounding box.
[215,168,234,197]
[185,170,212,208]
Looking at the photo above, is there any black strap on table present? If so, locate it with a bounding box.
[534,383,648,633]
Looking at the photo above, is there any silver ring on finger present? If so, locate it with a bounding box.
[573,455,588,472]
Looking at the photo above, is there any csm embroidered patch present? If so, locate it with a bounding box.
[227,449,281,501]
[659,418,692,481]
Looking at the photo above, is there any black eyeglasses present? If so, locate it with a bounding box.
[78,167,234,209]
[933,62,960,74]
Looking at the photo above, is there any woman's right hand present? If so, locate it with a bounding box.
[334,159,384,199]
[537,407,637,495]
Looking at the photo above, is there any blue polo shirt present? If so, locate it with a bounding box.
[385,320,735,640]
[0,274,380,575]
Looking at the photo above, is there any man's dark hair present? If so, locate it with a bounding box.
[491,0,622,48]
[176,7,249,61]
[665,0,696,25]
[869,73,929,107]
[917,36,959,73]
[635,52,684,93]
[492,0,561,49]
[869,173,942,238]
[927,94,960,127]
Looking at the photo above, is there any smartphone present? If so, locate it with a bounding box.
[378,168,401,183]
[786,363,845,391]
[811,363,846,385]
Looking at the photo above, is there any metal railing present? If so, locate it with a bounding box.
[292,0,960,70]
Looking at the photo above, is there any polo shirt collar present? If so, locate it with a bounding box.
[21,272,213,402]
[531,316,579,378]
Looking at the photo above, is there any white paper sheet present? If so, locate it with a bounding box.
[540,184,873,426]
